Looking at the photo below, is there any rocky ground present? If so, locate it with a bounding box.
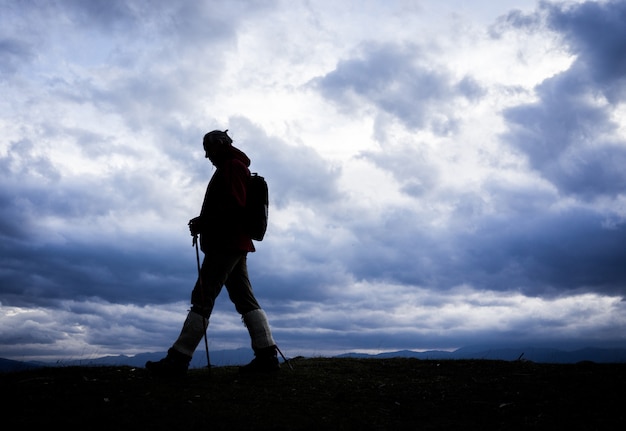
[3,357,625,430]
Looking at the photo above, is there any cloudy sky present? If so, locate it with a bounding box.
[2,0,626,362]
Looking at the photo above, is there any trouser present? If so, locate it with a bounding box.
[171,249,275,357]
[191,249,261,317]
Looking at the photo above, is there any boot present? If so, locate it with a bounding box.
[239,309,280,374]
[145,310,207,377]
[239,345,280,373]
[145,348,191,377]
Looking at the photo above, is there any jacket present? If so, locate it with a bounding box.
[197,146,255,253]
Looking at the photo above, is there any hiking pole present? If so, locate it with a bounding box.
[276,345,293,370]
[193,234,211,373]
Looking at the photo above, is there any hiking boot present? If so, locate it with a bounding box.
[145,348,191,377]
[239,346,280,374]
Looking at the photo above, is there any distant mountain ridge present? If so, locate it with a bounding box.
[0,357,43,373]
[337,346,626,364]
[2,346,626,372]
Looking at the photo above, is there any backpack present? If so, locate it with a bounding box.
[245,173,269,241]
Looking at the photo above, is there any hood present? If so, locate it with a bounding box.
[228,145,251,167]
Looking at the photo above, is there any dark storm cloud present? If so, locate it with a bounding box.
[2,228,194,310]
[457,208,626,296]
[337,197,626,297]
[0,136,195,308]
[504,69,626,199]
[502,0,626,199]
[312,42,485,135]
[545,0,626,100]
[0,216,196,308]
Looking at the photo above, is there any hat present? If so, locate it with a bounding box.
[203,129,232,148]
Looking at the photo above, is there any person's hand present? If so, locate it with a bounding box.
[188,217,202,236]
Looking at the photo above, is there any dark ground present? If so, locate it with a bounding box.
[2,357,625,430]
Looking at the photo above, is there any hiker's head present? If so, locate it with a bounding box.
[203,130,233,164]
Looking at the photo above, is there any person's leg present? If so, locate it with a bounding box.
[146,249,241,376]
[224,255,279,372]
[224,253,261,315]
[239,308,280,373]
